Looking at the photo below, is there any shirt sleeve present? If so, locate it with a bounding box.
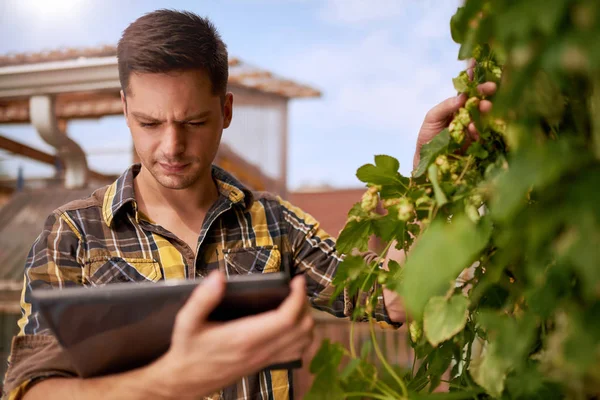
[277,198,401,329]
[3,211,83,399]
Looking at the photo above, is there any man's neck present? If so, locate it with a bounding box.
[134,166,220,220]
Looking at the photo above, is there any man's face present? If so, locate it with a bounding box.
[122,69,232,190]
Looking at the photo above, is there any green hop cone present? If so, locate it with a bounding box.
[466,203,480,222]
[489,118,507,134]
[383,198,401,208]
[469,193,483,207]
[435,155,450,174]
[472,45,482,61]
[491,66,502,81]
[361,188,378,213]
[409,321,423,343]
[465,97,480,112]
[450,125,466,144]
[452,70,470,93]
[456,108,471,126]
[397,198,414,221]
[415,195,431,207]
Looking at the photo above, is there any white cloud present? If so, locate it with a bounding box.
[278,19,463,188]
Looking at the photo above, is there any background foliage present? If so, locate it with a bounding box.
[306,0,600,398]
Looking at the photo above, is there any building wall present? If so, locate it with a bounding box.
[225,86,287,194]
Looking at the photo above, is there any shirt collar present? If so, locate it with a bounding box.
[102,164,254,227]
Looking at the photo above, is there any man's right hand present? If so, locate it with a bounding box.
[152,271,314,399]
[24,271,314,400]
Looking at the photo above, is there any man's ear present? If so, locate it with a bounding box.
[120,90,129,128]
[223,92,234,129]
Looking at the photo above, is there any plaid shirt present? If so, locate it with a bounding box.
[3,164,397,400]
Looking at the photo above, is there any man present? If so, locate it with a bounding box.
[3,9,495,400]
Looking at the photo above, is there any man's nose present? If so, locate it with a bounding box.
[162,124,186,158]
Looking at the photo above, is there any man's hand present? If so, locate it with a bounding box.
[24,272,313,400]
[413,77,497,171]
[382,244,406,324]
[154,271,314,399]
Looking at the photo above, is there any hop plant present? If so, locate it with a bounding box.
[360,185,379,213]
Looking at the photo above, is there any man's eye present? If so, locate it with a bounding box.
[188,121,207,127]
[139,122,159,128]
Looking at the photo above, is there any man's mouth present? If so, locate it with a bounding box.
[158,162,190,173]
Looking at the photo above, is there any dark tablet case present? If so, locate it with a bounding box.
[32,272,300,377]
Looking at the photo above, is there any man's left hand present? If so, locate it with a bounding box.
[413,82,496,171]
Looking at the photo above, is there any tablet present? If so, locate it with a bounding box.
[32,272,300,378]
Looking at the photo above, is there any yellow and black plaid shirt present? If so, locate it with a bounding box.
[4,164,397,400]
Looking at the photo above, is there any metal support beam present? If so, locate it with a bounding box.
[0,134,113,182]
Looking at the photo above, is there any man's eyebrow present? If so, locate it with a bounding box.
[130,110,211,123]
[175,110,212,123]
[131,112,161,122]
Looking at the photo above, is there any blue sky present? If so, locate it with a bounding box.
[0,0,463,189]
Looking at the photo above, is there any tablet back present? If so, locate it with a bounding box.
[32,273,290,377]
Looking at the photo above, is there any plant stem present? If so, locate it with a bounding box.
[455,155,474,184]
[411,346,417,377]
[369,317,408,399]
[350,320,357,358]
[374,380,401,399]
[358,240,394,303]
[345,392,395,400]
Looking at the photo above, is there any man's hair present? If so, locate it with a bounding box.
[117,9,229,98]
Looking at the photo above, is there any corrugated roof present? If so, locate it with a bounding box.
[0,188,94,283]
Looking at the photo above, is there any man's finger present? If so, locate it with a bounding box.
[276,275,308,322]
[479,100,493,114]
[467,123,480,141]
[223,274,308,339]
[424,93,466,123]
[477,82,497,97]
[467,59,476,81]
[175,271,226,337]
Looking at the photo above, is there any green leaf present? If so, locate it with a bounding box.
[380,183,409,199]
[413,129,450,178]
[491,139,590,221]
[449,2,482,44]
[373,214,405,243]
[452,71,470,93]
[305,340,345,400]
[340,358,361,380]
[336,219,373,254]
[387,259,402,278]
[332,256,368,299]
[309,339,344,374]
[347,202,368,219]
[356,156,402,185]
[467,141,489,159]
[341,359,378,393]
[470,342,508,398]
[400,216,492,318]
[426,343,455,392]
[423,295,470,347]
[412,391,483,400]
[374,154,400,172]
[360,340,373,359]
[428,164,448,206]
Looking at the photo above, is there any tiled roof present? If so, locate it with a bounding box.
[0,45,320,99]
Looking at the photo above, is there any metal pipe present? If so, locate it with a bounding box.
[29,95,88,188]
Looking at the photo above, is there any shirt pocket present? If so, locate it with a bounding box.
[83,256,163,286]
[222,246,281,275]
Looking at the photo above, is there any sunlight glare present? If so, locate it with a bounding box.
[16,0,86,22]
